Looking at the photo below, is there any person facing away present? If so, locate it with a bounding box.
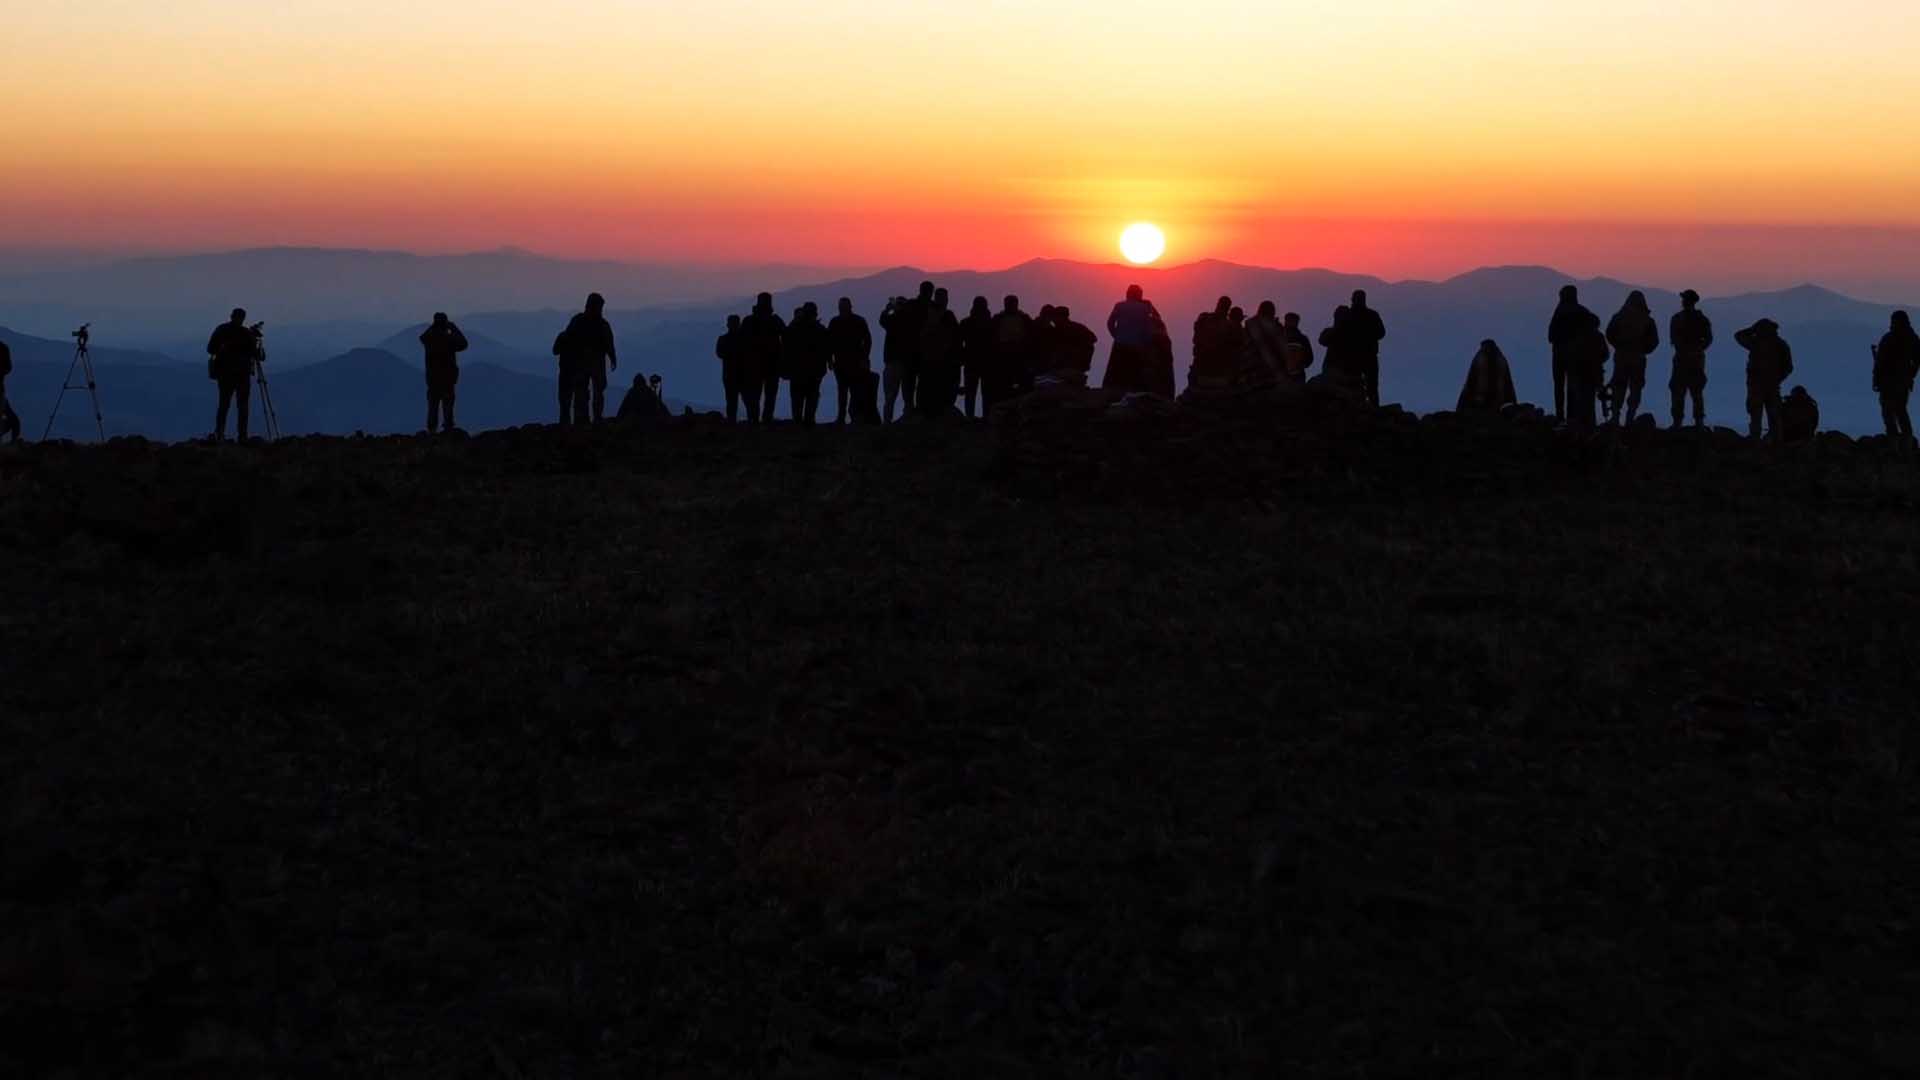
[419,312,469,434]
[1781,385,1820,443]
[1668,289,1714,428]
[916,288,962,417]
[716,314,745,422]
[958,295,996,418]
[1051,306,1098,376]
[784,301,832,425]
[1030,305,1060,379]
[1565,320,1610,431]
[1242,301,1288,387]
[1604,291,1660,426]
[207,307,259,442]
[1734,318,1793,441]
[554,292,618,426]
[879,281,935,421]
[1189,296,1236,387]
[1547,285,1599,420]
[1104,284,1163,394]
[0,338,19,444]
[1280,312,1315,382]
[827,298,872,425]
[1318,305,1352,379]
[1874,311,1920,443]
[988,295,1035,407]
[1457,339,1518,413]
[1345,290,1387,406]
[737,292,786,423]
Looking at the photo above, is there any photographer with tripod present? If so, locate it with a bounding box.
[207,307,260,443]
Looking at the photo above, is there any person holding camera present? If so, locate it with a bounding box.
[419,312,469,433]
[206,307,259,442]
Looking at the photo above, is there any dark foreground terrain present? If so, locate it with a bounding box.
[2,398,1917,1077]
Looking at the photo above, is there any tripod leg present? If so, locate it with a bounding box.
[42,349,83,441]
[82,348,104,441]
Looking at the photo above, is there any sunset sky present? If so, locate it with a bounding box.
[6,1,1919,295]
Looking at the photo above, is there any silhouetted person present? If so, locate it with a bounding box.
[1457,339,1518,412]
[1669,289,1714,428]
[1566,321,1610,431]
[1030,305,1059,380]
[958,296,995,418]
[827,298,872,425]
[1243,301,1287,386]
[1281,312,1314,382]
[615,372,671,420]
[419,312,469,433]
[1052,306,1097,377]
[1346,290,1387,406]
[988,295,1035,408]
[737,293,786,423]
[207,307,258,442]
[1548,285,1599,420]
[917,288,962,417]
[1319,306,1352,379]
[1734,318,1793,441]
[716,314,744,421]
[1190,296,1236,388]
[0,339,18,444]
[1873,311,1920,444]
[1604,291,1659,426]
[1105,284,1163,394]
[1781,386,1820,443]
[784,301,831,425]
[555,293,617,426]
[880,281,934,421]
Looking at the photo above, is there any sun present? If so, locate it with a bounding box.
[1119,223,1166,266]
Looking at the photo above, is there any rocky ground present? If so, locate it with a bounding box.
[1,397,1917,1077]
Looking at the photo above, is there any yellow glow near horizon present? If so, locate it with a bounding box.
[1120,224,1167,266]
[4,0,1920,283]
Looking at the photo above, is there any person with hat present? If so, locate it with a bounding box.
[419,311,469,434]
[1734,317,1793,441]
[1604,290,1660,426]
[1668,289,1714,428]
[206,306,260,442]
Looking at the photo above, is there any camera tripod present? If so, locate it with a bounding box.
[250,323,282,441]
[43,323,105,442]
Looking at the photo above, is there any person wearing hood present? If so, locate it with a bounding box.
[737,292,786,423]
[1457,339,1518,412]
[1874,311,1920,443]
[1547,285,1599,421]
[1190,296,1236,390]
[1668,289,1714,428]
[1052,306,1098,377]
[1734,318,1794,441]
[1605,291,1660,426]
[1781,385,1820,443]
[784,301,832,425]
[1318,306,1353,381]
[1566,319,1610,431]
[957,296,996,418]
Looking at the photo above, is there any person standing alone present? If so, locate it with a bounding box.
[419,312,469,434]
[207,307,258,442]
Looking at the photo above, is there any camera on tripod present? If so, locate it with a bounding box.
[71,323,90,345]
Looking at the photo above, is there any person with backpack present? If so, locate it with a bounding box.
[1565,319,1610,431]
[0,338,19,444]
[1873,311,1920,444]
[207,307,259,442]
[783,301,832,425]
[1735,318,1793,442]
[736,292,786,423]
[1668,289,1714,428]
[553,293,617,426]
[1605,291,1660,426]
[418,312,469,434]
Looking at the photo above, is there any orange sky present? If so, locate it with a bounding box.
[5,1,1920,291]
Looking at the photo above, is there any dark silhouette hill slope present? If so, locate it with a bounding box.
[0,418,1912,1074]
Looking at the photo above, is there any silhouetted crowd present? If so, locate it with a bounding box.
[33,283,1919,447]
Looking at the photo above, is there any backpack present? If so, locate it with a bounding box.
[551,329,571,361]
